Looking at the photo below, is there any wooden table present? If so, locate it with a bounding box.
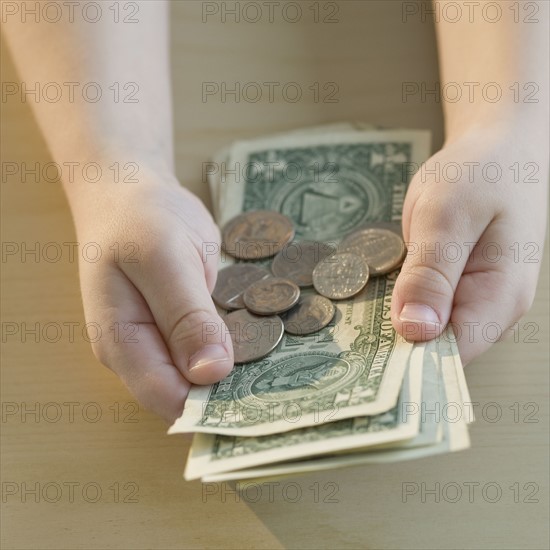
[2,2,548,548]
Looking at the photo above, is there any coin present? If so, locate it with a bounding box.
[312,252,369,300]
[282,294,336,335]
[223,309,284,364]
[353,221,403,238]
[339,228,406,275]
[271,241,337,287]
[243,277,300,315]
[222,210,295,260]
[212,264,271,310]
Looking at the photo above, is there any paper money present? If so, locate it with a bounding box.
[170,272,414,436]
[170,124,473,482]
[196,336,470,482]
[170,126,431,437]
[184,344,425,480]
[216,129,430,230]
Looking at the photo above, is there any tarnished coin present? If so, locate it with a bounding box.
[212,264,271,310]
[283,294,336,335]
[271,241,337,287]
[354,221,403,238]
[243,277,300,315]
[339,228,406,275]
[312,253,369,300]
[222,210,295,260]
[223,309,284,364]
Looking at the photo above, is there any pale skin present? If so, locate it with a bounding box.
[4,1,548,423]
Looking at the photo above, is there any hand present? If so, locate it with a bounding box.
[75,175,234,423]
[391,123,548,364]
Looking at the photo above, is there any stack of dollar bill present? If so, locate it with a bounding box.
[169,123,473,482]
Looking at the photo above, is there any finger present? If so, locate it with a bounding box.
[105,323,192,424]
[81,264,191,424]
[449,218,539,365]
[121,237,234,385]
[392,180,496,341]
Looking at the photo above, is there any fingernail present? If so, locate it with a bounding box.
[399,303,440,326]
[188,344,230,372]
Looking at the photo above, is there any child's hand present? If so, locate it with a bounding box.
[76,178,234,423]
[392,123,548,364]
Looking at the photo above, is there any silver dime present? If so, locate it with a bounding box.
[222,210,295,260]
[212,264,271,310]
[243,277,300,315]
[339,227,406,276]
[223,309,284,364]
[312,252,369,300]
[283,294,336,335]
[271,241,337,287]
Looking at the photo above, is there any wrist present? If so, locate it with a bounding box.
[444,103,549,151]
[60,145,176,193]
[61,150,181,224]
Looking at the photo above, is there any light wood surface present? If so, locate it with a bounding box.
[1,2,548,549]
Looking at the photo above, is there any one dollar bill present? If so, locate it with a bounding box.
[170,127,431,437]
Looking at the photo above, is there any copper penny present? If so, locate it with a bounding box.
[312,253,369,300]
[282,294,336,335]
[271,241,337,287]
[223,309,284,364]
[243,277,300,315]
[339,228,406,275]
[354,221,403,238]
[212,264,271,310]
[222,210,295,260]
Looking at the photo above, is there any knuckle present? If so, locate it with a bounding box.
[411,189,484,242]
[414,195,463,234]
[90,339,113,370]
[87,310,124,372]
[514,287,536,319]
[400,262,455,299]
[497,266,537,321]
[167,307,219,350]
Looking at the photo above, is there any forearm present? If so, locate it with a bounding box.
[434,0,549,144]
[2,0,175,211]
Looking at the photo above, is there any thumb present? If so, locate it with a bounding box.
[391,193,490,342]
[122,240,234,385]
